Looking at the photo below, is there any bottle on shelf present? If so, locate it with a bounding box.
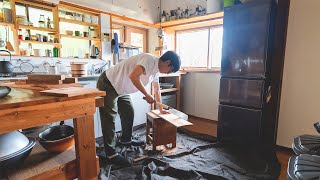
[38,15,45,28]
[2,0,12,23]
[24,30,30,40]
[53,47,59,57]
[47,17,52,29]
[18,29,23,40]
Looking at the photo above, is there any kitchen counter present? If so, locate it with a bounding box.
[0,74,101,81]
[0,87,105,179]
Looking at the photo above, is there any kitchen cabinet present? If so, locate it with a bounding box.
[151,72,185,110]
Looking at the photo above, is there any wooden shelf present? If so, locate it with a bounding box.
[155,11,224,28]
[59,18,99,27]
[0,22,15,28]
[60,34,100,41]
[19,40,60,47]
[160,88,178,93]
[18,25,57,32]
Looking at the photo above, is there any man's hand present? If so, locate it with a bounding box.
[144,94,155,104]
[160,109,170,114]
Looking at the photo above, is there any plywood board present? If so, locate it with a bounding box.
[27,74,66,81]
[40,87,101,97]
[151,110,193,127]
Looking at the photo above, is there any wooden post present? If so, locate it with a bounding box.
[73,114,98,180]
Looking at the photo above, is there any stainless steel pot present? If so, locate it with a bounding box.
[0,50,14,74]
[0,86,11,98]
[0,131,36,169]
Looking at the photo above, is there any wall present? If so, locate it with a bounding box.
[181,72,220,120]
[64,0,160,23]
[276,0,320,147]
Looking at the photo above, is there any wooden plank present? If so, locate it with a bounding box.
[73,115,98,180]
[155,11,224,28]
[18,25,56,32]
[7,144,74,180]
[26,79,63,85]
[62,77,78,84]
[61,34,100,41]
[40,87,102,97]
[151,110,193,127]
[27,74,65,81]
[7,143,100,180]
[0,98,96,134]
[0,88,105,110]
[60,18,99,27]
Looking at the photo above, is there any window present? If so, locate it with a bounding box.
[130,32,143,53]
[176,26,223,68]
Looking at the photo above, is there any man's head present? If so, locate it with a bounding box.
[158,51,181,73]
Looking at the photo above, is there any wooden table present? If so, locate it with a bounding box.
[0,87,106,180]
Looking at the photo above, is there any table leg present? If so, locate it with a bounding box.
[73,115,98,180]
[146,115,150,144]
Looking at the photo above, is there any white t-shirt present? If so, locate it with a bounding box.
[105,53,160,95]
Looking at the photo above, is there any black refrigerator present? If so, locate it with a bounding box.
[218,0,276,144]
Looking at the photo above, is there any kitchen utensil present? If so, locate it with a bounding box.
[38,123,74,153]
[45,49,52,57]
[90,44,99,59]
[156,102,189,121]
[160,83,174,89]
[0,86,11,98]
[0,34,5,47]
[48,65,57,74]
[75,31,80,36]
[33,49,40,56]
[5,27,14,51]
[65,30,73,36]
[0,50,14,74]
[0,131,36,169]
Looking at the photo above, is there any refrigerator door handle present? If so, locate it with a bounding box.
[266,86,272,103]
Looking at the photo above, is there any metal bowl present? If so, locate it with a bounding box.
[0,86,11,98]
[0,131,36,169]
[38,125,74,153]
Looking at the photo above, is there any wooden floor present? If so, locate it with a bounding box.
[181,116,293,180]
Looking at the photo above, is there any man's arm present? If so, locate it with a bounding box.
[129,65,154,104]
[152,82,169,114]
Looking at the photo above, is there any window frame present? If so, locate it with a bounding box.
[175,25,223,70]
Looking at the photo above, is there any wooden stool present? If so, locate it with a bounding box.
[146,112,177,150]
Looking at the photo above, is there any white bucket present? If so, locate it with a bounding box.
[207,0,223,14]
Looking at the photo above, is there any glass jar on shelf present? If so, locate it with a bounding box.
[38,15,45,28]
[2,0,12,23]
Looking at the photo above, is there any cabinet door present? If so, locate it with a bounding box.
[221,0,274,78]
[217,105,262,143]
[219,78,265,108]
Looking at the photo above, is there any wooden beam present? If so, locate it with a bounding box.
[73,115,98,180]
[155,12,224,28]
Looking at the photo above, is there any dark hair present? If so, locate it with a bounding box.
[159,51,181,72]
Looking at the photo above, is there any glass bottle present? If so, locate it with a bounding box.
[2,0,12,23]
[18,29,23,40]
[38,15,45,28]
[53,47,59,57]
[47,17,51,29]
